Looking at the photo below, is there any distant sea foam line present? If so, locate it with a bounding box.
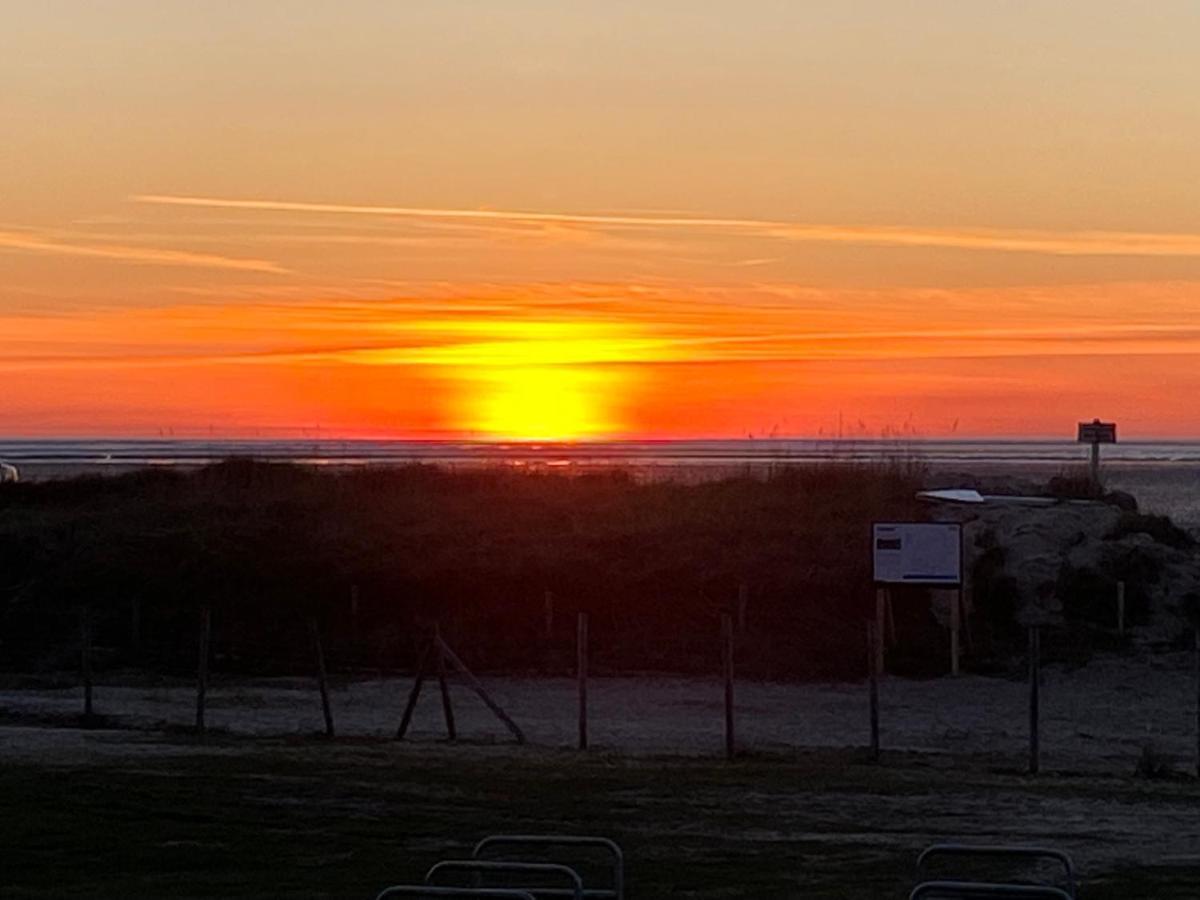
[2,439,1200,467]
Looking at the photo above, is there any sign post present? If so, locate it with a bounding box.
[874,587,887,674]
[873,522,964,675]
[949,589,961,677]
[1077,419,1117,490]
[867,619,880,762]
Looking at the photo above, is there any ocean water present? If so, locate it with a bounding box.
[2,437,1199,467]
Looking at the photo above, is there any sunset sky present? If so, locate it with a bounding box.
[4,2,1200,439]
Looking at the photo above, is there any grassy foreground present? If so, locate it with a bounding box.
[3,734,1199,899]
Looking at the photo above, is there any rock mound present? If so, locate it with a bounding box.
[931,495,1200,648]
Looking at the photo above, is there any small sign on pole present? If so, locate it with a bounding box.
[1077,419,1117,444]
[1078,419,1117,489]
[873,523,963,587]
[873,523,964,676]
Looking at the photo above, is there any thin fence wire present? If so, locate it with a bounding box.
[2,626,1197,778]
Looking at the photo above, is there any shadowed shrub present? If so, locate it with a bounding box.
[1109,512,1196,551]
[0,459,928,679]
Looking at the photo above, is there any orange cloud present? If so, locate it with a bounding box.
[0,229,287,273]
[3,280,1199,437]
[135,194,1200,258]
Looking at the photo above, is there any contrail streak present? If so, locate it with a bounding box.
[134,194,1200,257]
[0,229,288,273]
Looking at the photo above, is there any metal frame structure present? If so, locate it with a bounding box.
[910,882,1073,900]
[425,860,584,900]
[375,887,538,900]
[916,844,1076,898]
[377,836,1085,900]
[871,521,967,674]
[472,835,624,900]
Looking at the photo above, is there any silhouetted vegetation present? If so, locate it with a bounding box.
[0,460,928,679]
[1046,469,1103,500]
[1134,742,1179,780]
[966,536,1023,656]
[1109,512,1196,551]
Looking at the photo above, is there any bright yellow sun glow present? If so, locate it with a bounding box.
[419,321,648,439]
[338,319,666,440]
[463,365,627,440]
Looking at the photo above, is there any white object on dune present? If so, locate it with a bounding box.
[0,462,19,483]
[917,488,1059,507]
[917,489,985,504]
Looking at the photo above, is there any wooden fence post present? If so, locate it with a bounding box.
[1194,627,1199,779]
[349,584,360,661]
[577,612,589,751]
[80,606,94,721]
[195,605,211,734]
[397,629,525,744]
[309,616,334,738]
[722,613,735,760]
[868,620,880,762]
[396,641,432,740]
[435,623,456,741]
[874,588,887,675]
[130,597,141,657]
[950,589,961,676]
[1117,581,1126,637]
[1028,625,1041,775]
[438,638,527,744]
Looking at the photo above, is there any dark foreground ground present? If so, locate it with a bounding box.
[4,730,1200,899]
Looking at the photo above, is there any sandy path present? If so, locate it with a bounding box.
[3,654,1195,774]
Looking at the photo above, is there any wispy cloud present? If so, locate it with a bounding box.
[0,228,288,273]
[134,194,1200,258]
[133,194,783,229]
[6,280,1200,375]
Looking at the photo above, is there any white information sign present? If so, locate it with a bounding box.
[873,522,962,586]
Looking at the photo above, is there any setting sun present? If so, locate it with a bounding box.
[4,3,1200,440]
[462,364,627,440]
[332,317,660,439]
[410,320,652,440]
[7,5,1200,896]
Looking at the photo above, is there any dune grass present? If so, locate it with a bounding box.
[0,459,928,679]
